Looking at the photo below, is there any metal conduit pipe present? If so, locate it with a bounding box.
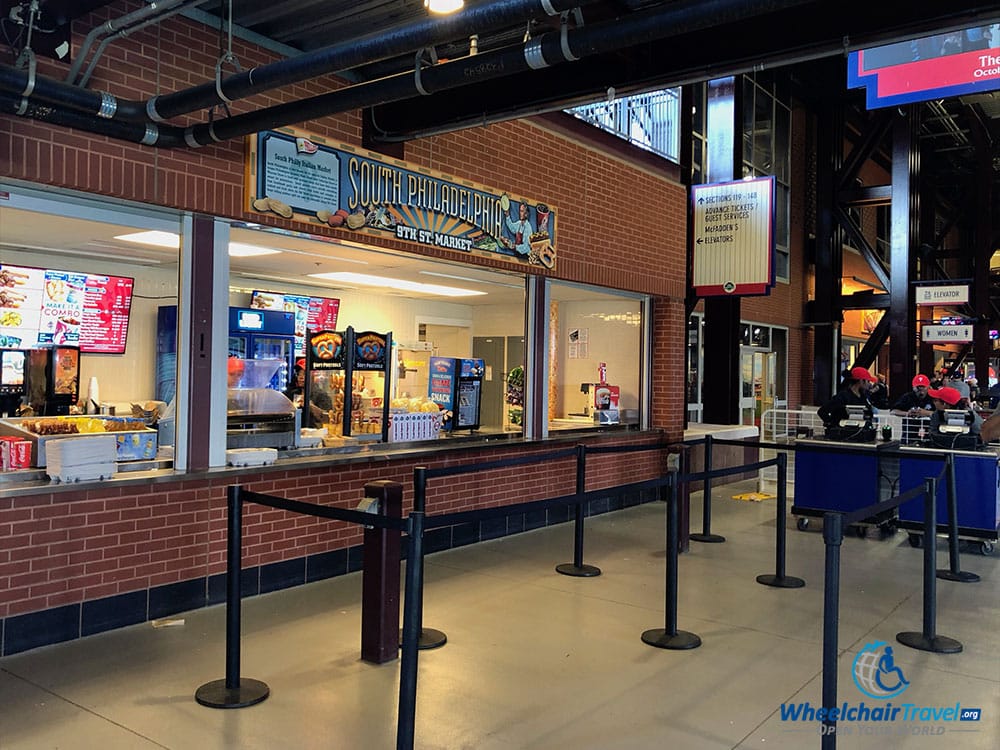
[66,0,195,85]
[0,0,596,124]
[180,0,816,148]
[78,0,210,88]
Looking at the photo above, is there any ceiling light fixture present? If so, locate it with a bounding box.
[308,271,486,297]
[419,269,524,289]
[228,242,282,257]
[114,230,181,248]
[425,0,464,14]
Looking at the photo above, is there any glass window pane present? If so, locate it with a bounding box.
[753,92,773,173]
[776,183,790,247]
[229,227,527,439]
[548,282,644,431]
[775,103,790,183]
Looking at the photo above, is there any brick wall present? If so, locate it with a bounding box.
[0,436,668,624]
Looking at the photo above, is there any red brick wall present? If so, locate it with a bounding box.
[0,436,669,619]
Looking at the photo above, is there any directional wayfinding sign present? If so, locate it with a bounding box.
[691,177,775,297]
[922,325,973,343]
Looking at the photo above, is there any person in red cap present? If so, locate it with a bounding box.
[818,366,877,429]
[890,374,934,418]
[227,356,246,388]
[926,385,982,445]
[283,357,333,425]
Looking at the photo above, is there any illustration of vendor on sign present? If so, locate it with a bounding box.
[501,193,555,269]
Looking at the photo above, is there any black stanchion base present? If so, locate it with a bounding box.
[555,562,602,577]
[756,573,805,588]
[936,569,980,583]
[896,631,963,654]
[641,628,702,650]
[195,678,270,709]
[400,627,448,650]
[689,533,726,543]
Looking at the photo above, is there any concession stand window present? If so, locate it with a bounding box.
[546,280,649,434]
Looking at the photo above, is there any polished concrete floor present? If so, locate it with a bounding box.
[1,480,998,750]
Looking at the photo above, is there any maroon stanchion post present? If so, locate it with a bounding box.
[361,480,404,664]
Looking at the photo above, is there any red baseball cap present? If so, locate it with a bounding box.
[928,386,962,406]
[850,367,876,383]
[912,374,930,387]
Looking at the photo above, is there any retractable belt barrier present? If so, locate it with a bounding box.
[195,436,977,750]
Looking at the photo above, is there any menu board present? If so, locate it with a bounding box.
[0,264,134,353]
[250,289,340,356]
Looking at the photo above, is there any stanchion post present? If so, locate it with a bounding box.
[361,480,403,664]
[820,512,843,749]
[937,453,979,583]
[556,444,601,577]
[397,510,424,750]
[756,453,805,588]
[405,467,446,650]
[897,477,963,654]
[641,472,701,650]
[195,485,270,709]
[690,434,725,543]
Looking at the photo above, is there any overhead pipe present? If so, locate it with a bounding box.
[66,0,197,85]
[10,0,984,150]
[77,0,210,88]
[2,0,818,148]
[179,0,818,147]
[0,0,597,124]
[370,3,1000,140]
[0,92,184,147]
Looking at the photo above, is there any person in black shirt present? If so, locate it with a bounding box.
[284,359,333,425]
[818,366,876,427]
[869,373,889,409]
[890,374,934,418]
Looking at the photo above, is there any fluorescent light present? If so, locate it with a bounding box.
[114,230,180,248]
[308,271,486,297]
[425,0,464,14]
[420,269,524,289]
[228,242,281,257]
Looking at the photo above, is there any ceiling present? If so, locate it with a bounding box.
[12,0,998,142]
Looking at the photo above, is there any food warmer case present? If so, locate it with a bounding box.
[226,358,300,449]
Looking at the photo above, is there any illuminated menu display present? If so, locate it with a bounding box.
[79,275,134,353]
[0,264,134,353]
[250,290,340,355]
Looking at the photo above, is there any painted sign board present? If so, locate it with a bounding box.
[848,25,1000,108]
[246,128,557,269]
[915,285,969,306]
[691,176,775,297]
[922,325,974,343]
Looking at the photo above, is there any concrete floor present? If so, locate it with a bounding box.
[0,480,997,749]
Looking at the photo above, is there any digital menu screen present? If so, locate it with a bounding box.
[0,264,134,354]
[250,290,340,356]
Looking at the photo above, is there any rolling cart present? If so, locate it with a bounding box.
[791,438,899,538]
[897,446,999,556]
